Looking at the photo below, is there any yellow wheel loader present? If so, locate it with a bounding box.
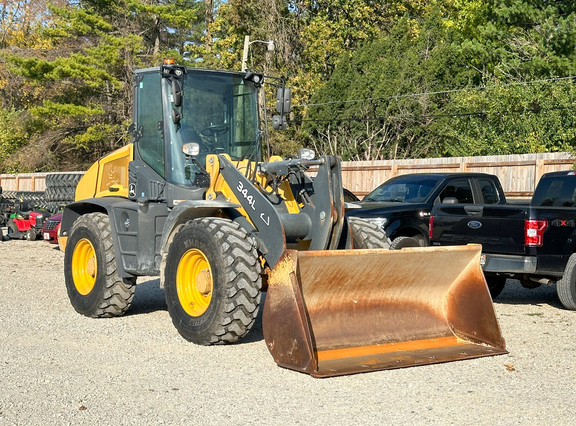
[59,62,506,377]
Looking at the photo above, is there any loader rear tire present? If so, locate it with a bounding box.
[164,218,262,345]
[64,213,136,317]
[348,217,391,249]
[557,253,576,310]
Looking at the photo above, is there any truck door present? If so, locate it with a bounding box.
[433,178,525,254]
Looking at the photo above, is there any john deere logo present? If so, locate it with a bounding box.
[468,220,482,229]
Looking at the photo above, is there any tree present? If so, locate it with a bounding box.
[302,1,576,160]
[0,0,203,172]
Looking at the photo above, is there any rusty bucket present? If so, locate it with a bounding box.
[262,245,507,377]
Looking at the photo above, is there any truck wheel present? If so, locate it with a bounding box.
[348,217,391,249]
[164,218,262,345]
[557,253,576,310]
[64,212,136,317]
[390,236,422,250]
[484,275,506,299]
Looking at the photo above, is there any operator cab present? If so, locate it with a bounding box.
[130,62,264,206]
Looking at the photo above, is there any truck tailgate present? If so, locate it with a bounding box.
[432,204,527,255]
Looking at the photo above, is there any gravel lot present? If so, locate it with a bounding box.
[1,236,576,425]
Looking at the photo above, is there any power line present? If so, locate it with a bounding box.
[291,103,576,125]
[293,75,576,109]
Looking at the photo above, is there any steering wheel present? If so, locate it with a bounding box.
[200,124,229,138]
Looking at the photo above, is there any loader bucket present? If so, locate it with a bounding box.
[262,245,507,377]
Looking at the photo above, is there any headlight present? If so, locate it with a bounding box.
[364,217,388,228]
[298,148,315,160]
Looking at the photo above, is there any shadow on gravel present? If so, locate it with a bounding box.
[125,278,266,344]
[127,278,168,315]
[237,292,265,344]
[493,279,564,309]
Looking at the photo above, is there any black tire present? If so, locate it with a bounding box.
[557,253,576,310]
[45,172,83,188]
[348,216,391,249]
[163,218,262,345]
[390,236,423,250]
[484,274,506,299]
[45,186,76,202]
[64,212,136,317]
[0,228,3,242]
[1,190,17,200]
[7,220,20,239]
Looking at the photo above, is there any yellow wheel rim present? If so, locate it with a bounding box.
[176,248,213,317]
[72,238,97,295]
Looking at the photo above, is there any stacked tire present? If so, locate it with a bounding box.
[44,172,84,213]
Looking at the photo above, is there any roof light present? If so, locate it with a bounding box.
[164,58,176,65]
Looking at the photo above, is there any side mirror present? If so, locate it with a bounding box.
[172,80,182,107]
[276,88,291,114]
[442,197,458,204]
[272,115,287,130]
[172,108,182,124]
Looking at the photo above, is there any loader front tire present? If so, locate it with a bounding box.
[557,253,576,310]
[64,213,136,317]
[348,217,391,249]
[164,218,262,345]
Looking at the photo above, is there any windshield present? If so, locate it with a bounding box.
[363,175,443,203]
[167,69,261,185]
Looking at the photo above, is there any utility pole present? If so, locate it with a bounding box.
[241,36,274,72]
[241,35,250,72]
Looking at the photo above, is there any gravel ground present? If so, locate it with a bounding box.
[1,236,575,425]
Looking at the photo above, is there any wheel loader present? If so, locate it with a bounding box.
[59,61,507,377]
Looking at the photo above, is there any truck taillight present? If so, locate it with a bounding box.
[429,216,433,240]
[524,219,547,247]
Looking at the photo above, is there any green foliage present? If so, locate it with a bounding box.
[2,0,576,170]
[0,0,204,171]
[303,1,576,160]
[437,79,576,156]
[0,109,29,160]
[304,6,470,159]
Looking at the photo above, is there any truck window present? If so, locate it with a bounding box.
[532,176,576,207]
[478,178,500,204]
[439,179,473,204]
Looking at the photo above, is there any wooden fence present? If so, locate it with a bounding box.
[1,152,573,199]
[0,172,85,193]
[340,152,575,199]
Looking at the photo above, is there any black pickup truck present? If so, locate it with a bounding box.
[431,170,576,309]
[346,172,506,248]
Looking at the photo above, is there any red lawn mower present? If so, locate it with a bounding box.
[6,200,50,241]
